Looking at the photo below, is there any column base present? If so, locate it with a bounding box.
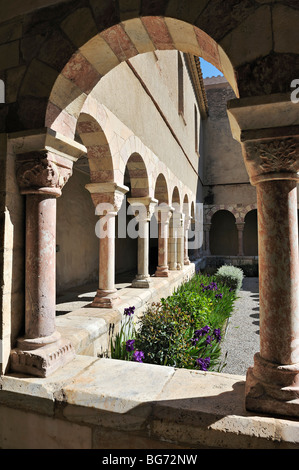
[177,263,183,270]
[184,259,191,265]
[90,289,118,308]
[245,353,299,418]
[155,266,169,277]
[132,275,152,288]
[169,263,177,271]
[10,333,75,378]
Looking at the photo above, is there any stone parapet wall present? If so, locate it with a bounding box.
[55,263,198,358]
[1,355,298,449]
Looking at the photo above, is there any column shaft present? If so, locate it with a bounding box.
[236,223,245,256]
[98,212,117,293]
[25,194,57,339]
[257,180,299,365]
[155,219,169,277]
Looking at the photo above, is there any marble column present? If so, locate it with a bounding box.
[177,212,185,270]
[227,96,299,417]
[86,182,128,308]
[236,222,245,256]
[184,215,192,265]
[9,133,85,377]
[127,197,158,288]
[168,211,179,271]
[155,205,173,277]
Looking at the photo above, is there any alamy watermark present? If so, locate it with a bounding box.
[0,79,4,104]
[290,79,299,103]
[94,199,203,250]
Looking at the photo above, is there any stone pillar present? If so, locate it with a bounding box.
[86,182,128,308]
[227,96,299,418]
[168,211,179,270]
[184,215,192,265]
[236,222,245,256]
[127,197,158,288]
[155,204,173,277]
[177,212,185,270]
[203,223,211,255]
[9,129,86,377]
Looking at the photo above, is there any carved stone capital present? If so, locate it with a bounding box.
[10,127,87,197]
[184,215,192,230]
[154,203,174,225]
[127,197,158,222]
[227,95,299,185]
[243,136,299,185]
[16,151,74,196]
[85,182,129,213]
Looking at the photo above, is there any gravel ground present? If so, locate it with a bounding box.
[219,277,260,376]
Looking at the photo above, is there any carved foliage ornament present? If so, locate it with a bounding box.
[246,138,298,176]
[259,138,297,173]
[16,152,73,195]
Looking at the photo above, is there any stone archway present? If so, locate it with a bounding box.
[210,209,238,256]
[244,209,258,256]
[4,1,299,418]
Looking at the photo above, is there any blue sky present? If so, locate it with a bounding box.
[199,58,223,78]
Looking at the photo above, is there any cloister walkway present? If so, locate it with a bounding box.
[220,277,260,376]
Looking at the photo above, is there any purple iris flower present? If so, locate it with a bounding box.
[124,306,135,316]
[205,335,212,345]
[194,326,210,338]
[126,339,135,352]
[196,357,210,371]
[133,350,144,363]
[213,328,221,343]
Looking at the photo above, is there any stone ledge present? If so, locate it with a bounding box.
[1,356,299,449]
[55,263,197,357]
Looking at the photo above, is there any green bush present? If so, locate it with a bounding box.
[134,301,223,370]
[110,273,237,373]
[215,265,244,291]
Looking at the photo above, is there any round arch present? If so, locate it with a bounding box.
[244,209,258,256]
[171,186,181,212]
[210,209,238,256]
[43,15,238,139]
[3,3,299,135]
[76,112,114,183]
[124,153,149,198]
[183,194,190,217]
[154,173,169,205]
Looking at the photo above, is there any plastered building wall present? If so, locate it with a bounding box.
[55,50,203,293]
[202,77,256,206]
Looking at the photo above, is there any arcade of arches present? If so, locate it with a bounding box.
[1,0,299,437]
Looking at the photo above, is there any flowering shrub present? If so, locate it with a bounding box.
[110,305,144,361]
[110,272,236,372]
[215,265,244,292]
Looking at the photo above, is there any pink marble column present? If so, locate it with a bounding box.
[177,212,185,270]
[241,132,299,417]
[246,178,299,416]
[168,211,178,271]
[184,215,192,265]
[10,151,77,377]
[236,222,245,256]
[227,96,299,417]
[86,182,128,307]
[128,197,157,288]
[155,205,173,277]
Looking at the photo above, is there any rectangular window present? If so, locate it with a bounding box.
[0,79,4,103]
